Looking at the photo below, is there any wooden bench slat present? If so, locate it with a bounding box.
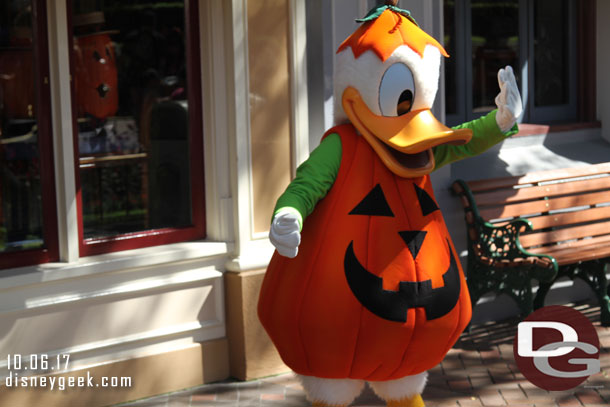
[466,162,610,192]
[547,244,610,266]
[526,206,610,230]
[473,175,610,206]
[454,165,610,324]
[527,233,610,255]
[519,220,610,248]
[479,190,610,220]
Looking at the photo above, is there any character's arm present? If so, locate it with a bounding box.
[432,110,518,169]
[433,66,522,169]
[269,133,342,257]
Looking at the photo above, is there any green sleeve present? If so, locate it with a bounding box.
[273,133,342,230]
[433,109,519,170]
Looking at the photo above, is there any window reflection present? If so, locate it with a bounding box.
[444,0,457,116]
[471,0,519,113]
[0,1,44,253]
[72,1,192,240]
[534,0,569,107]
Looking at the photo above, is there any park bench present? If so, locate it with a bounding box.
[452,163,610,326]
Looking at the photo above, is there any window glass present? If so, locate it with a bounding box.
[443,0,457,116]
[0,1,44,253]
[71,1,193,240]
[471,0,520,113]
[534,0,569,107]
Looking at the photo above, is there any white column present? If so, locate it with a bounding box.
[199,0,234,242]
[289,0,310,171]
[47,0,80,262]
[223,0,258,271]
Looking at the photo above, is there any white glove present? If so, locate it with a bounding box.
[495,66,523,133]
[269,210,301,258]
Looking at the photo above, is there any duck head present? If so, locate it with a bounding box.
[334,5,472,178]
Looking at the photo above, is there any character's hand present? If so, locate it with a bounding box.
[269,210,301,258]
[495,66,523,133]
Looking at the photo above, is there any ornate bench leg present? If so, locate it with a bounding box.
[520,284,534,319]
[594,262,610,326]
[577,261,610,326]
[534,282,552,310]
[509,282,534,320]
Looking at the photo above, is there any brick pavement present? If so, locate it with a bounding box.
[115,303,609,407]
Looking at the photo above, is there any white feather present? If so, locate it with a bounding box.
[297,374,365,405]
[368,371,428,401]
[333,45,442,125]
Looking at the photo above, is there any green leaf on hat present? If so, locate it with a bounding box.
[355,5,419,27]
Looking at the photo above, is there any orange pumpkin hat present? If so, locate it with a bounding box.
[337,6,449,61]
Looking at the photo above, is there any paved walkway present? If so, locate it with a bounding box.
[116,303,609,407]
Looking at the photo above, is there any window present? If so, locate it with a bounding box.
[68,0,205,256]
[444,0,582,126]
[0,0,58,269]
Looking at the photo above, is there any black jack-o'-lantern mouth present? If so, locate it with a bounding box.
[343,182,461,323]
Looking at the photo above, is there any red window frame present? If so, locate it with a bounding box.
[66,0,206,257]
[0,0,59,270]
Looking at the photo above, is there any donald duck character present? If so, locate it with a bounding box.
[258,2,522,406]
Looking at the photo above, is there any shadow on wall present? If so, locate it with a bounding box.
[451,128,610,183]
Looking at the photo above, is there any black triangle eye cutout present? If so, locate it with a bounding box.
[399,230,427,259]
[414,184,439,216]
[349,184,394,217]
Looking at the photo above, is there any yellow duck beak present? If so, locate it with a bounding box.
[342,86,473,178]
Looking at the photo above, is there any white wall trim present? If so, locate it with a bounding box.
[225,0,255,256]
[288,0,310,173]
[224,0,291,272]
[47,0,79,262]
[0,241,230,291]
[0,320,224,377]
[200,0,234,242]
[225,238,275,272]
[0,257,226,377]
[14,267,223,316]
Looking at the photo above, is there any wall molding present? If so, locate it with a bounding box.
[288,0,310,173]
[0,257,226,379]
[200,0,234,242]
[47,0,79,263]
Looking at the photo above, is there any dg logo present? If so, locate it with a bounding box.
[513,305,601,391]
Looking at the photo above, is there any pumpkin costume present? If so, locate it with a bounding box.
[259,4,520,406]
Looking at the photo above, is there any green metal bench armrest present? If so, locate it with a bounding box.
[452,179,558,283]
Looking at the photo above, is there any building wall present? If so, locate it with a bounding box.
[222,0,309,381]
[0,1,239,404]
[247,0,293,235]
[0,1,313,403]
[9,4,602,404]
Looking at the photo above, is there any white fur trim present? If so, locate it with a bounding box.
[333,45,442,125]
[368,371,428,401]
[297,374,365,405]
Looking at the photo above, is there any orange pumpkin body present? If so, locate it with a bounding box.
[258,124,472,381]
[74,33,119,119]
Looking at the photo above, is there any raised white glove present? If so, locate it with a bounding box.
[269,210,301,258]
[495,66,523,133]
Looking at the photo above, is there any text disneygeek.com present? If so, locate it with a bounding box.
[5,354,132,390]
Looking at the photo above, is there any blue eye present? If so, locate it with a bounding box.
[379,63,415,116]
